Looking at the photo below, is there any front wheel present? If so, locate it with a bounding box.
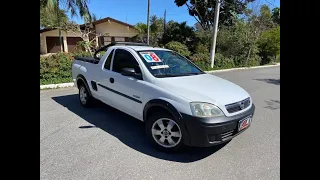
[146,113,184,152]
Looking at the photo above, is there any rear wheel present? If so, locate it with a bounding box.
[146,112,184,152]
[78,83,94,107]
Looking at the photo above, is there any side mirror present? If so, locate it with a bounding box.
[121,68,142,80]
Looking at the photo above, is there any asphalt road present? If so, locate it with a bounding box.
[40,66,280,180]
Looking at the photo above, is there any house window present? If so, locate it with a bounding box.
[99,36,104,46]
[114,37,125,42]
[99,36,127,46]
[104,37,112,42]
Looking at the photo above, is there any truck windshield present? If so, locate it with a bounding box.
[137,50,204,78]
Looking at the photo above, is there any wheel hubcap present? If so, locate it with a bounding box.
[79,86,87,104]
[151,118,182,148]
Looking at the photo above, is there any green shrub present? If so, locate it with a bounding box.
[165,41,191,57]
[193,60,211,71]
[190,53,235,70]
[276,54,280,62]
[194,43,209,54]
[257,25,280,65]
[95,51,106,58]
[214,53,235,69]
[40,51,92,85]
[232,47,261,67]
[72,51,92,58]
[40,53,73,85]
[190,52,210,62]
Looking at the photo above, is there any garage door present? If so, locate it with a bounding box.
[67,37,83,52]
[46,37,63,53]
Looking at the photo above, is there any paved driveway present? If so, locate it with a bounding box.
[40,66,280,180]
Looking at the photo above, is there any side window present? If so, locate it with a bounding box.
[112,49,141,74]
[104,49,114,70]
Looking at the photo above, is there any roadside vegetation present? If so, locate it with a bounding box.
[40,1,280,85]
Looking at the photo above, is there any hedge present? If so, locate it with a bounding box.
[40,50,274,85]
[40,51,91,85]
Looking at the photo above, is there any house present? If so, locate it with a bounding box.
[40,17,139,54]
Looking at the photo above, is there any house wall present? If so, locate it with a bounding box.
[40,20,138,54]
[40,29,81,54]
[95,20,138,38]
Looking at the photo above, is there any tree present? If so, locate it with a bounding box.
[149,15,164,46]
[135,23,148,34]
[257,25,280,64]
[150,15,163,34]
[40,6,68,29]
[133,15,164,45]
[132,23,148,43]
[194,22,204,31]
[258,5,273,28]
[40,0,92,51]
[174,0,255,30]
[63,22,108,56]
[165,41,191,57]
[40,0,91,19]
[194,22,211,53]
[235,4,277,66]
[161,21,195,49]
[272,7,280,25]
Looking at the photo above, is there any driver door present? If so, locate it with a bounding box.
[104,48,145,120]
[94,49,116,105]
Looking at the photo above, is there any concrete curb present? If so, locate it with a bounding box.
[40,63,280,90]
[205,63,280,73]
[40,82,74,90]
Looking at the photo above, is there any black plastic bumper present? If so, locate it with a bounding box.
[181,104,255,147]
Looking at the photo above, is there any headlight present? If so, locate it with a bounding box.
[190,102,224,117]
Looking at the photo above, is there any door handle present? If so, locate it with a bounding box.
[109,78,114,83]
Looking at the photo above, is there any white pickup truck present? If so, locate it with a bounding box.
[72,42,255,151]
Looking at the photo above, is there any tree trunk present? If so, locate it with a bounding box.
[246,46,252,66]
[57,1,63,52]
[83,36,93,56]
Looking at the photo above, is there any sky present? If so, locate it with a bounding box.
[64,0,280,27]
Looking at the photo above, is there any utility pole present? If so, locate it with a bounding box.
[57,1,63,52]
[147,0,150,45]
[210,0,221,68]
[164,9,166,32]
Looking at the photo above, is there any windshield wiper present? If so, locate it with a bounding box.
[154,72,203,78]
[184,72,203,75]
[154,74,180,78]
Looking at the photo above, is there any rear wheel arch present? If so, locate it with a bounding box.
[76,75,92,96]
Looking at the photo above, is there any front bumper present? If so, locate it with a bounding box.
[181,104,255,147]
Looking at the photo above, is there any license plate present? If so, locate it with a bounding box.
[238,116,252,131]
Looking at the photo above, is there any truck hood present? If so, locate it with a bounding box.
[154,73,250,106]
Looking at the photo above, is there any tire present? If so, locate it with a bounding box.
[78,83,94,108]
[146,111,185,152]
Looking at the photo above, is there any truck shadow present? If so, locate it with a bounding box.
[264,100,280,110]
[52,94,228,163]
[254,78,280,85]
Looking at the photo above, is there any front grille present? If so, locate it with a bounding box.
[221,130,234,140]
[225,98,250,113]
